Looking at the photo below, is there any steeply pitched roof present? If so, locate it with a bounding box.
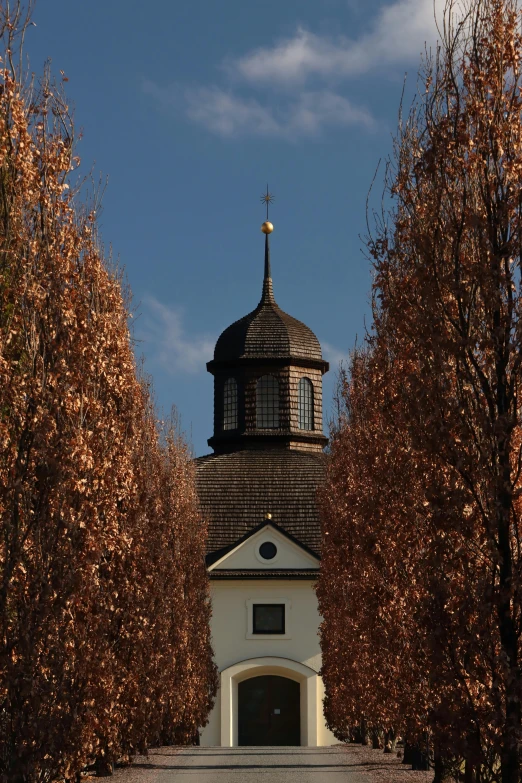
[195,448,325,556]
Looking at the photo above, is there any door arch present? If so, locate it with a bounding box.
[220,656,320,747]
[238,675,300,746]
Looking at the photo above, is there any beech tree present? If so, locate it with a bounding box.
[0,5,216,781]
[318,1,522,781]
[318,353,430,742]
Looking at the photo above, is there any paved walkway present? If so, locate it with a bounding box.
[115,745,430,783]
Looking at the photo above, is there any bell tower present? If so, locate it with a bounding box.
[206,193,329,455]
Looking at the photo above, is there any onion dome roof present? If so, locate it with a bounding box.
[214,235,323,363]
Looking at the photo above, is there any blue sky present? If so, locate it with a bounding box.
[26,0,442,455]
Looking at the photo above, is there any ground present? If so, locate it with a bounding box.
[110,745,433,783]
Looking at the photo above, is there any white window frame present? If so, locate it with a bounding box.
[246,598,292,640]
[254,535,280,565]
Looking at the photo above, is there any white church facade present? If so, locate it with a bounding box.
[195,216,336,747]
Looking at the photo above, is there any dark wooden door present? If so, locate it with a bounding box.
[238,675,300,746]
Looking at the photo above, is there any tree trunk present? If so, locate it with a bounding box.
[95,756,114,777]
[403,742,415,765]
[351,725,362,743]
[497,444,521,783]
[411,745,430,771]
[371,728,383,749]
[384,729,396,753]
[464,758,475,783]
[432,751,453,783]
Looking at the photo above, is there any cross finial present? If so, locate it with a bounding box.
[259,185,275,305]
[261,184,274,221]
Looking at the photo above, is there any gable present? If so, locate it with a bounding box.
[208,524,320,572]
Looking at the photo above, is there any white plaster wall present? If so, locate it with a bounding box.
[201,688,221,746]
[199,578,336,747]
[208,579,321,671]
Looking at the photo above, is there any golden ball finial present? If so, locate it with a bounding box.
[265,512,272,520]
[261,221,274,234]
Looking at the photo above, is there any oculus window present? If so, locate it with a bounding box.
[256,375,280,429]
[259,541,277,560]
[298,377,314,431]
[223,378,238,431]
[253,603,285,634]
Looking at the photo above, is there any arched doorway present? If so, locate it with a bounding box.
[238,675,300,746]
[219,656,319,746]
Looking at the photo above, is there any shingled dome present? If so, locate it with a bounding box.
[214,237,323,363]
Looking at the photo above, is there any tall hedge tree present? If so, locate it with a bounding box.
[318,2,522,781]
[0,5,216,781]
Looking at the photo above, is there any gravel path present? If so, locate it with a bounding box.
[110,745,433,783]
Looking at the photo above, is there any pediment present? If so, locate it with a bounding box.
[208,523,320,572]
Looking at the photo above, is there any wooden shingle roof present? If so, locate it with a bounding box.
[195,449,325,557]
[214,300,323,362]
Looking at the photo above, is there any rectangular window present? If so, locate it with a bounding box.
[256,375,280,429]
[223,378,238,431]
[298,377,314,430]
[252,603,285,634]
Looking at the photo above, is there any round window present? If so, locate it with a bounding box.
[259,541,277,560]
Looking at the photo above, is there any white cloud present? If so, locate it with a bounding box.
[185,88,280,137]
[322,340,349,369]
[144,79,374,138]
[140,296,214,374]
[144,0,452,140]
[230,0,444,85]
[185,87,374,138]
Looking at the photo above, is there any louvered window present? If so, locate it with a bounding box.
[298,377,314,430]
[256,375,280,429]
[223,378,238,431]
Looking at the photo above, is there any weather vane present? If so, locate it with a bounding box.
[260,184,274,221]
[260,185,274,234]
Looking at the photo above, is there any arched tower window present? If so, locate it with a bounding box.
[256,375,280,429]
[223,378,238,431]
[298,377,314,430]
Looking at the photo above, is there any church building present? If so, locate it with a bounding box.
[196,211,336,747]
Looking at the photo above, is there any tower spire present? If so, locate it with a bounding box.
[260,185,275,305]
